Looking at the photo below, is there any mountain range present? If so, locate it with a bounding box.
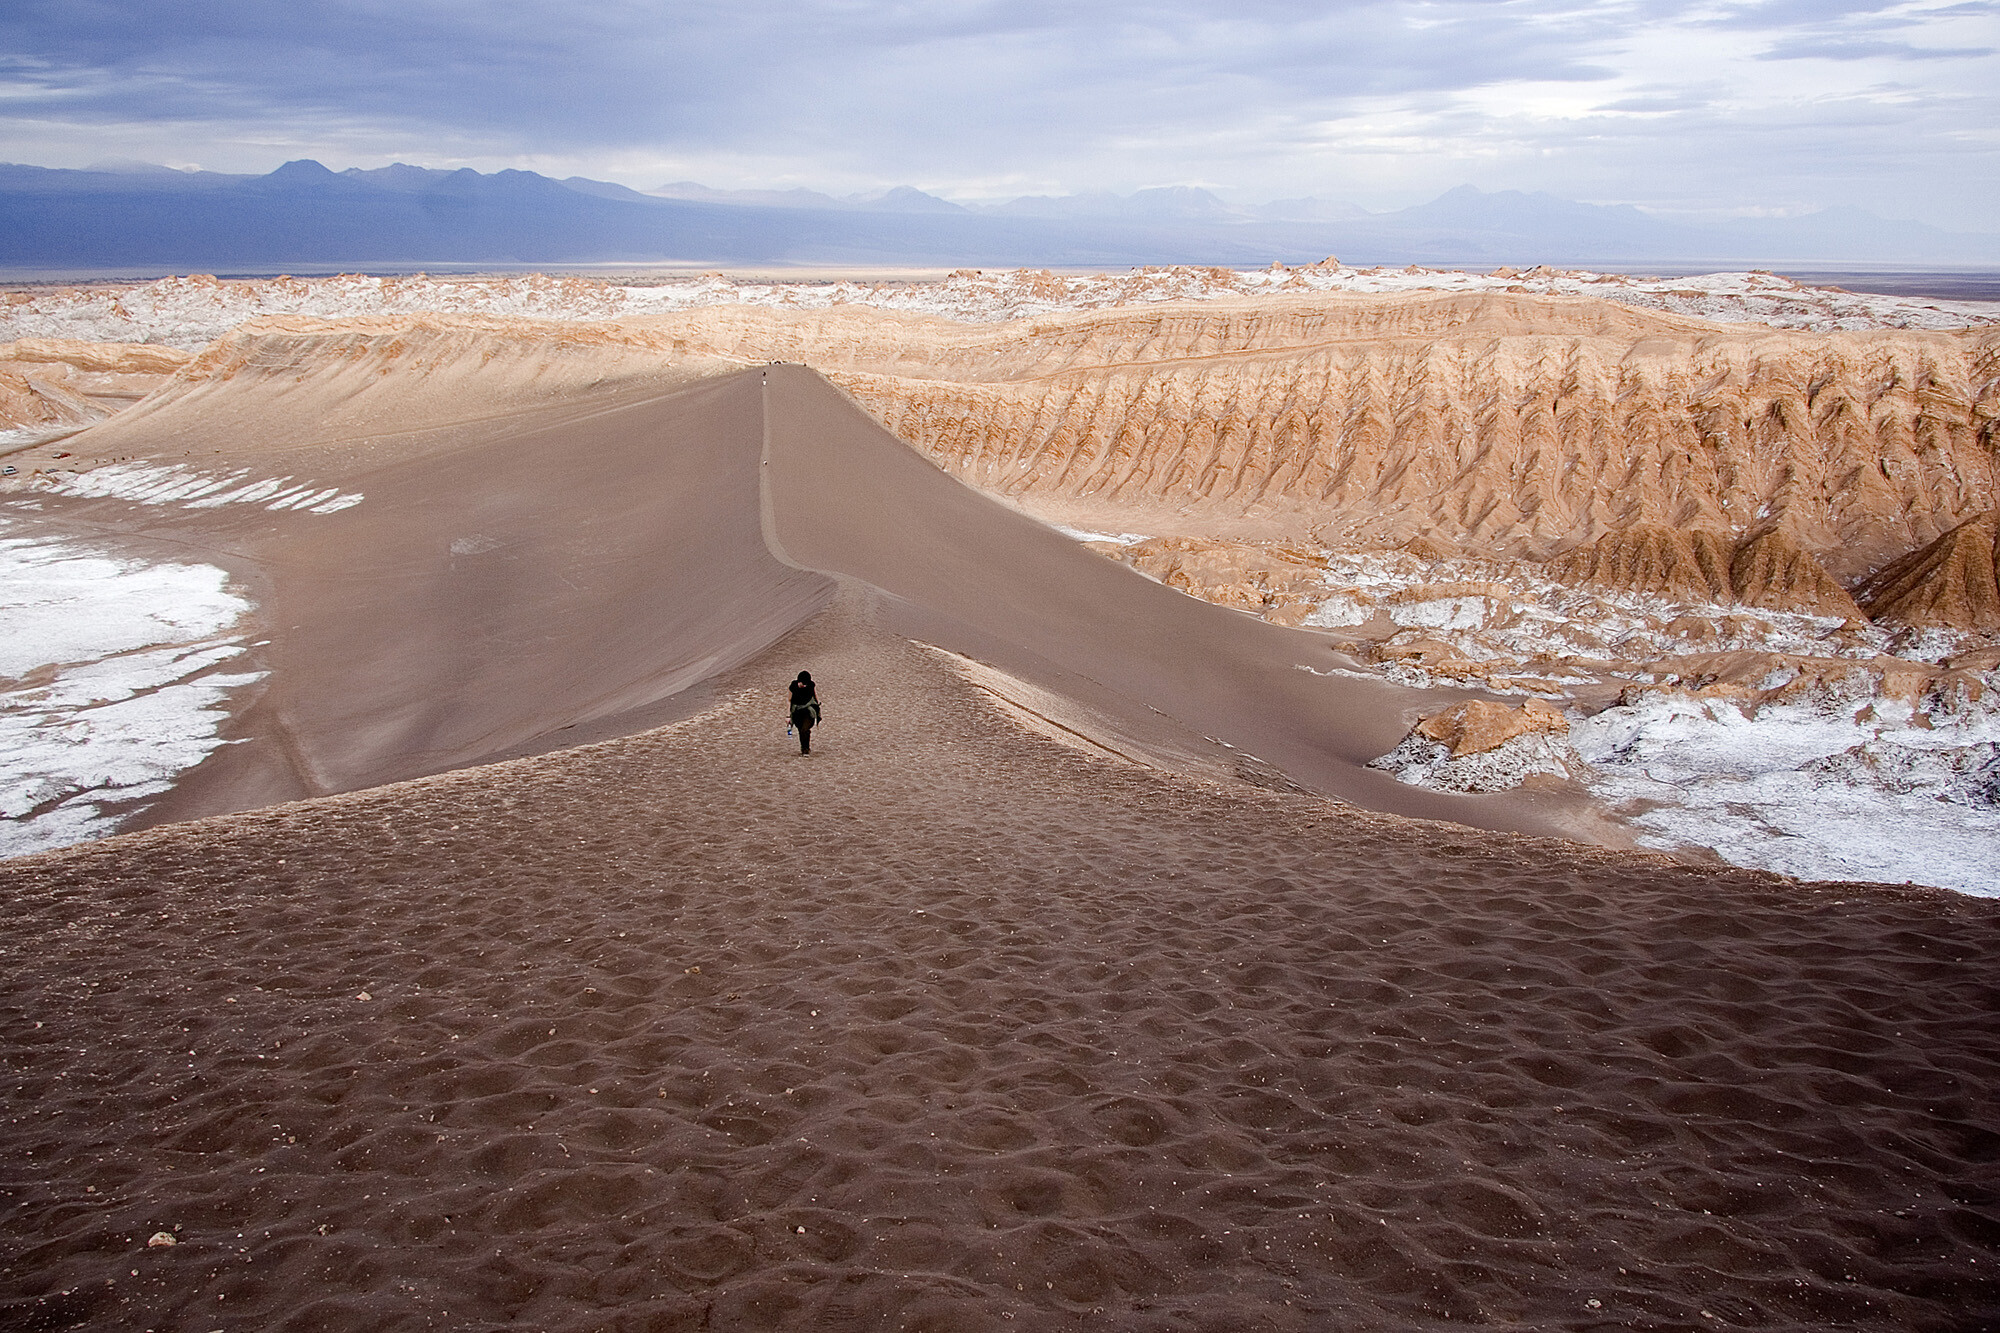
[1,159,1993,271]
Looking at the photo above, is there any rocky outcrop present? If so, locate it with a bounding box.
[1101,537,1328,620]
[0,339,192,434]
[1370,698,1584,792]
[1413,698,1570,757]
[1548,524,1861,617]
[1727,528,1861,617]
[1857,512,2000,631]
[1548,525,1734,603]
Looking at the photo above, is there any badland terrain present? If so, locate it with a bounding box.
[0,266,1995,1332]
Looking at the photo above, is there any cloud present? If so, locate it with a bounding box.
[1754,37,1994,59]
[0,0,1994,231]
[0,2,1634,144]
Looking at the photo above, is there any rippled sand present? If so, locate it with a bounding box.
[3,591,1994,1331]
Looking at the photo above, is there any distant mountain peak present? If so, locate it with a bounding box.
[267,159,336,180]
[859,186,965,214]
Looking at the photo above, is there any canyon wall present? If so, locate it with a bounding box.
[806,294,1998,580]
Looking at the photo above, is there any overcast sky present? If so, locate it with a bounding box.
[2,1,1994,229]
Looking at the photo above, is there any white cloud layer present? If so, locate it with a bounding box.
[1,1,1995,229]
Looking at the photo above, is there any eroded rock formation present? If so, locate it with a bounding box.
[1727,528,1861,617]
[0,338,191,434]
[823,293,1998,584]
[1858,512,2000,631]
[1549,524,1860,617]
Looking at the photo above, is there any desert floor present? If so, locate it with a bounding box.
[2,587,1995,1332]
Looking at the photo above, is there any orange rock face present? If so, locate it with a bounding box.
[1413,699,1570,758]
[829,293,2000,582]
[1548,524,1861,617]
[1858,512,2000,631]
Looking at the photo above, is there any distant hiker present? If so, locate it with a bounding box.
[788,671,821,755]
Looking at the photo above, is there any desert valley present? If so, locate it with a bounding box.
[0,265,1995,1330]
[2,266,1996,886]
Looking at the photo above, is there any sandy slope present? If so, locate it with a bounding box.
[1,588,1994,1331]
[5,343,1608,842]
[0,326,1995,1331]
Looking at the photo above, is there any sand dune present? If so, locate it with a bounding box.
[1,588,1994,1331]
[6,330,1607,841]
[5,302,1996,884]
[0,314,1996,1330]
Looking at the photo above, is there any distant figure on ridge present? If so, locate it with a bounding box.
[788,672,821,755]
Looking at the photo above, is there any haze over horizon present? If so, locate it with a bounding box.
[3,0,1996,234]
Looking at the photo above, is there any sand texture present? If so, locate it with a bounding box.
[0,326,1995,1329]
[2,590,1997,1331]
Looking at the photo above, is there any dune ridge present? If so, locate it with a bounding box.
[2,341,1611,843]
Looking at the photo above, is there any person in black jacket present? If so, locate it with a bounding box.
[787,672,820,755]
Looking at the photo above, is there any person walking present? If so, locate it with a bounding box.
[787,671,821,755]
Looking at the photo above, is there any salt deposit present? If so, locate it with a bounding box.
[1571,694,2000,896]
[0,533,260,855]
[38,462,363,514]
[1236,541,2000,894]
[1,265,1991,352]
